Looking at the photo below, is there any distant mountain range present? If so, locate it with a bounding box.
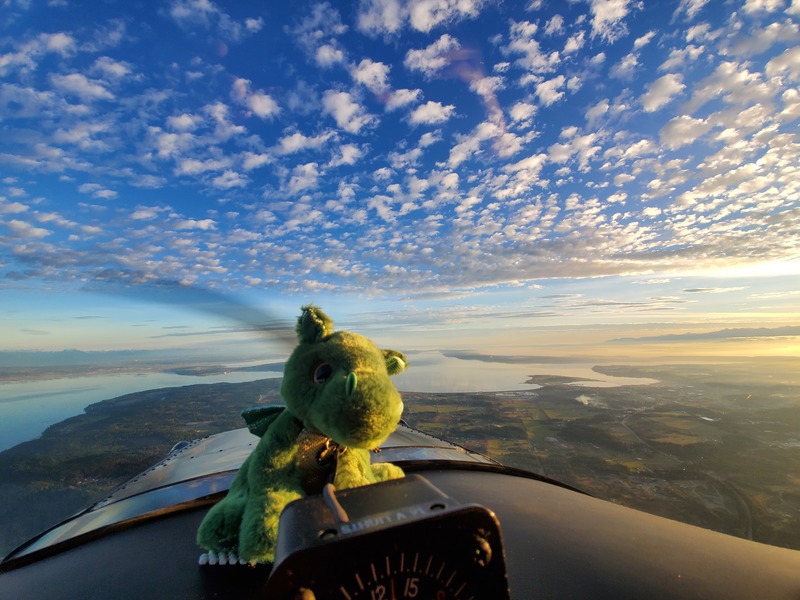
[609,326,800,344]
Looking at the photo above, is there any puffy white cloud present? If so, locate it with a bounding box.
[357,0,485,35]
[404,34,460,77]
[408,0,485,32]
[322,90,375,133]
[535,75,566,106]
[168,0,262,42]
[744,0,784,11]
[175,157,230,176]
[674,0,709,19]
[248,92,280,119]
[503,20,560,73]
[212,170,247,189]
[174,218,217,230]
[167,113,201,132]
[641,73,686,112]
[548,132,601,169]
[564,30,586,54]
[231,78,280,119]
[409,100,455,124]
[766,46,800,81]
[610,52,638,79]
[50,73,114,101]
[276,131,335,155]
[386,88,422,111]
[585,98,609,128]
[544,14,564,36]
[288,162,320,194]
[633,30,655,50]
[447,120,523,167]
[0,200,29,214]
[351,58,391,92]
[241,152,273,171]
[357,0,405,35]
[659,115,712,149]
[509,101,537,126]
[587,0,636,42]
[92,56,134,80]
[328,143,364,167]
[6,219,51,239]
[316,44,345,67]
[659,45,704,71]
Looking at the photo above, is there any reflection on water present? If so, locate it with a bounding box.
[393,351,658,392]
[0,351,657,452]
[0,371,280,452]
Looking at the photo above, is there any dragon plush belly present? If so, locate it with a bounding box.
[197,305,406,565]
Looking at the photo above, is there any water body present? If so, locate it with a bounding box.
[0,351,657,452]
[0,370,281,452]
[395,351,658,392]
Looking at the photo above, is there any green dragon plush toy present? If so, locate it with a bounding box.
[197,305,407,565]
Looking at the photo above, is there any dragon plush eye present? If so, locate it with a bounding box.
[312,361,333,384]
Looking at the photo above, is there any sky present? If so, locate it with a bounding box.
[1,0,799,359]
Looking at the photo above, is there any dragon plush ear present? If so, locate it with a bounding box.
[297,304,334,343]
[384,350,408,375]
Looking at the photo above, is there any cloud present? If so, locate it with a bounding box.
[92,56,134,80]
[544,14,564,36]
[535,75,566,106]
[50,73,114,101]
[212,170,247,189]
[766,46,800,81]
[386,88,422,111]
[587,0,637,42]
[673,0,709,19]
[231,77,280,119]
[6,219,52,239]
[743,0,785,12]
[564,30,586,54]
[404,34,460,77]
[502,20,560,73]
[316,44,345,67]
[351,58,391,92]
[174,218,217,230]
[241,152,273,171]
[168,0,263,42]
[641,73,686,112]
[167,113,201,132]
[0,201,29,214]
[322,90,375,133]
[356,0,407,35]
[287,162,320,194]
[633,30,656,49]
[610,52,638,79]
[409,100,455,124]
[328,143,364,167]
[659,115,711,149]
[275,131,335,155]
[357,0,485,35]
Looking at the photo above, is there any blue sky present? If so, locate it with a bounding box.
[1,0,799,358]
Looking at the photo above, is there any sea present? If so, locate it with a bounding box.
[0,351,657,453]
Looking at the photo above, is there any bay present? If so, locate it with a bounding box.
[0,351,657,452]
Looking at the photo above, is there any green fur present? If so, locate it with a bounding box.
[197,305,407,564]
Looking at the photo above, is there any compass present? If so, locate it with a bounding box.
[263,474,510,599]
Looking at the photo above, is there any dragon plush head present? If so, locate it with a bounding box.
[280,305,407,449]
